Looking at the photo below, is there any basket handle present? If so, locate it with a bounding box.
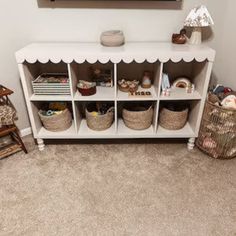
[107,107,115,113]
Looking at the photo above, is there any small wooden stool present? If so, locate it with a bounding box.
[0,85,27,159]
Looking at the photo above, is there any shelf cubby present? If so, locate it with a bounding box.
[117,61,161,101]
[69,61,115,100]
[161,59,209,99]
[75,101,116,137]
[156,100,201,138]
[117,101,157,137]
[22,61,70,99]
[30,101,76,139]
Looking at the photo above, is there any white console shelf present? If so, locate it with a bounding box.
[16,42,215,151]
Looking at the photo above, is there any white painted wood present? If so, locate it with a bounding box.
[156,123,196,138]
[118,119,155,137]
[68,62,79,96]
[187,137,196,150]
[37,121,76,139]
[16,42,215,149]
[159,87,201,100]
[15,42,216,64]
[74,87,115,101]
[30,94,72,101]
[117,86,157,101]
[37,138,45,151]
[114,63,118,132]
[194,62,214,134]
[156,62,163,98]
[78,119,116,137]
[153,101,159,132]
[20,127,32,137]
[18,64,39,138]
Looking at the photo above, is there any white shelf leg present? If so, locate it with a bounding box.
[187,137,195,150]
[37,138,45,151]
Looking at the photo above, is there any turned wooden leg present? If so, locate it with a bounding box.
[187,138,196,150]
[37,138,45,151]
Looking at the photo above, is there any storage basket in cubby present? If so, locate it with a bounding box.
[38,108,72,132]
[159,105,188,130]
[122,105,153,130]
[86,104,114,131]
[196,93,236,159]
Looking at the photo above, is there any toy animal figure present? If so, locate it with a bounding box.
[172,29,187,44]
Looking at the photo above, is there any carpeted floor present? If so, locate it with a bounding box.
[0,136,236,236]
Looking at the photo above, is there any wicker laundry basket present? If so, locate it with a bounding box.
[38,108,72,132]
[196,93,236,159]
[122,105,153,130]
[159,107,188,130]
[86,106,114,131]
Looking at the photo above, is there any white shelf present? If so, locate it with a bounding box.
[78,119,116,137]
[156,122,196,138]
[30,94,72,101]
[74,87,115,101]
[117,119,155,137]
[37,121,76,139]
[117,86,157,101]
[17,42,215,151]
[159,87,201,101]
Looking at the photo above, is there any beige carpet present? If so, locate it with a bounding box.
[0,136,236,236]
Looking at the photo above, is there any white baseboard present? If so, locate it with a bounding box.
[20,127,32,137]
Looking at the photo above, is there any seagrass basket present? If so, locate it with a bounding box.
[159,107,188,130]
[122,105,153,130]
[86,106,114,131]
[38,108,72,132]
[196,93,236,159]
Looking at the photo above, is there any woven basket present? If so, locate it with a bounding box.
[86,107,114,131]
[38,108,72,132]
[196,94,236,159]
[159,107,188,130]
[122,105,153,130]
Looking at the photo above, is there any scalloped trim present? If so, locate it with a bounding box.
[16,56,214,64]
[15,42,216,64]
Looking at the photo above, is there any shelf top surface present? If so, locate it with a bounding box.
[15,42,216,64]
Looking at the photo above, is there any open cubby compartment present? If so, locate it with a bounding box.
[22,61,71,101]
[69,61,115,101]
[29,101,76,139]
[161,59,209,100]
[74,101,116,137]
[156,100,201,138]
[117,61,162,101]
[117,101,158,137]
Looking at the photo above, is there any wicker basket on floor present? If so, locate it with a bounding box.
[159,107,188,130]
[38,108,72,132]
[196,93,236,159]
[86,106,114,131]
[122,105,153,130]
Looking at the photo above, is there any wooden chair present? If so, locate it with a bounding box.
[0,85,27,159]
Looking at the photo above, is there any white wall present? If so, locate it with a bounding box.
[0,0,234,129]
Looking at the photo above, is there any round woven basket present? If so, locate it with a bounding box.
[122,105,153,130]
[38,108,72,132]
[196,93,236,159]
[86,107,114,131]
[159,107,188,130]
